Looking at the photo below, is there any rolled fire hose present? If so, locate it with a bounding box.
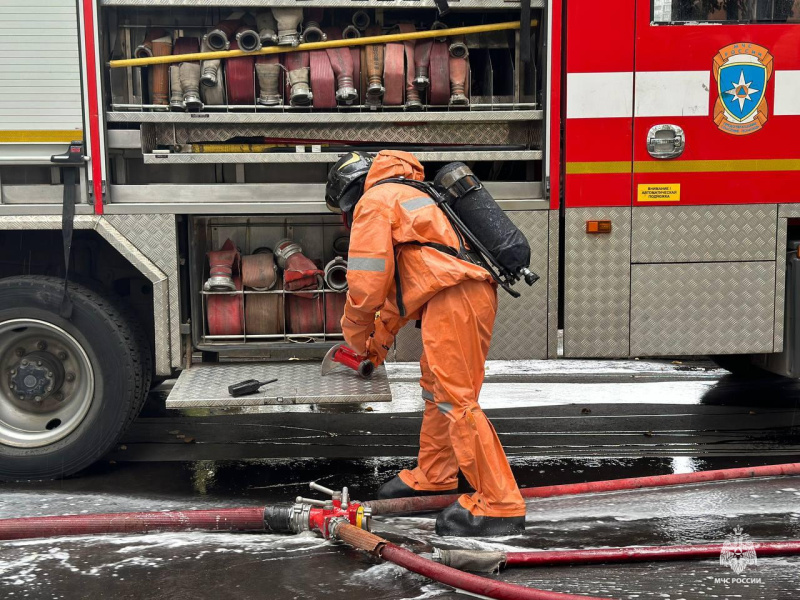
[449,54,469,106]
[397,24,421,110]
[413,38,433,91]
[171,37,202,111]
[363,25,385,106]
[201,65,226,106]
[352,10,371,31]
[135,28,168,58]
[351,45,361,101]
[342,25,361,40]
[429,40,451,106]
[431,21,449,41]
[275,239,323,294]
[325,27,358,105]
[323,257,348,291]
[286,294,324,335]
[310,50,336,109]
[242,250,278,290]
[364,461,800,516]
[284,51,312,106]
[226,39,256,105]
[204,238,240,291]
[256,11,279,46]
[255,54,282,105]
[434,541,800,573]
[206,18,241,51]
[272,7,303,47]
[302,8,327,44]
[207,276,244,336]
[145,33,172,107]
[246,280,284,336]
[200,38,221,88]
[236,23,262,53]
[111,21,540,69]
[325,291,346,334]
[383,42,405,106]
[448,34,469,58]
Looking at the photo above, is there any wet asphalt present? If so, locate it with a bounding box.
[2,358,800,600]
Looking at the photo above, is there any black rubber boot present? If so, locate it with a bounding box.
[435,500,525,537]
[376,475,457,500]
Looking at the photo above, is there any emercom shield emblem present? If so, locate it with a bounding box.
[713,43,773,136]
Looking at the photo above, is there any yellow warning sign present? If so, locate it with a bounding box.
[638,183,680,202]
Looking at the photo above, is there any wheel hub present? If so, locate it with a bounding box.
[0,319,94,448]
[9,351,65,403]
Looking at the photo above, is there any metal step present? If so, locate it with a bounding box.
[165,361,391,408]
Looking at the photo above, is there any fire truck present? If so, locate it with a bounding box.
[0,0,796,479]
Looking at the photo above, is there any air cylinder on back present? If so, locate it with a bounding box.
[433,162,532,279]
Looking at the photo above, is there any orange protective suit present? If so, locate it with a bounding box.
[341,150,525,518]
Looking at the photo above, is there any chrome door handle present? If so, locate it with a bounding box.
[646,124,685,159]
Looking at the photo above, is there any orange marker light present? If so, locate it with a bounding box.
[586,220,612,234]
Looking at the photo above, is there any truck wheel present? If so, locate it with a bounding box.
[0,276,152,480]
[710,354,772,378]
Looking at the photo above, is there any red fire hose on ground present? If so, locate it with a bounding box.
[3,462,800,600]
[363,461,800,515]
[433,540,800,572]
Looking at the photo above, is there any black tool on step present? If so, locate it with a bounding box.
[228,378,278,397]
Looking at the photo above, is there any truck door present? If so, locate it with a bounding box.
[629,0,799,357]
[562,0,636,358]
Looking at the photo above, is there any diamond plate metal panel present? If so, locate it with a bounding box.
[158,122,538,147]
[394,210,550,362]
[0,216,173,375]
[631,262,775,356]
[104,215,180,372]
[166,362,391,408]
[143,150,542,164]
[563,207,631,358]
[632,205,777,263]
[491,210,549,359]
[547,209,559,359]
[107,110,543,124]
[775,217,787,352]
[778,204,800,218]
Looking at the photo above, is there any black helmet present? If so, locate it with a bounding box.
[326,151,374,216]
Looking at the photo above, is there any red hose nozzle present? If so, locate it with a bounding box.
[321,343,375,378]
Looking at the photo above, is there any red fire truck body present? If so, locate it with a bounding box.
[0,0,797,478]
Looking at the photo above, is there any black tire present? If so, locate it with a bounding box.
[710,354,773,378]
[0,276,152,480]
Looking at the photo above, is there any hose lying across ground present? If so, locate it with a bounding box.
[2,461,800,600]
[363,461,800,515]
[434,541,800,572]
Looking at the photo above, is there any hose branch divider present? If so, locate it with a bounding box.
[108,21,539,69]
[363,461,800,516]
[330,521,612,600]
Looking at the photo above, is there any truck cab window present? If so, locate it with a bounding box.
[652,0,800,23]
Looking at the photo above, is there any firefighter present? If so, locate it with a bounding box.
[325,150,526,537]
